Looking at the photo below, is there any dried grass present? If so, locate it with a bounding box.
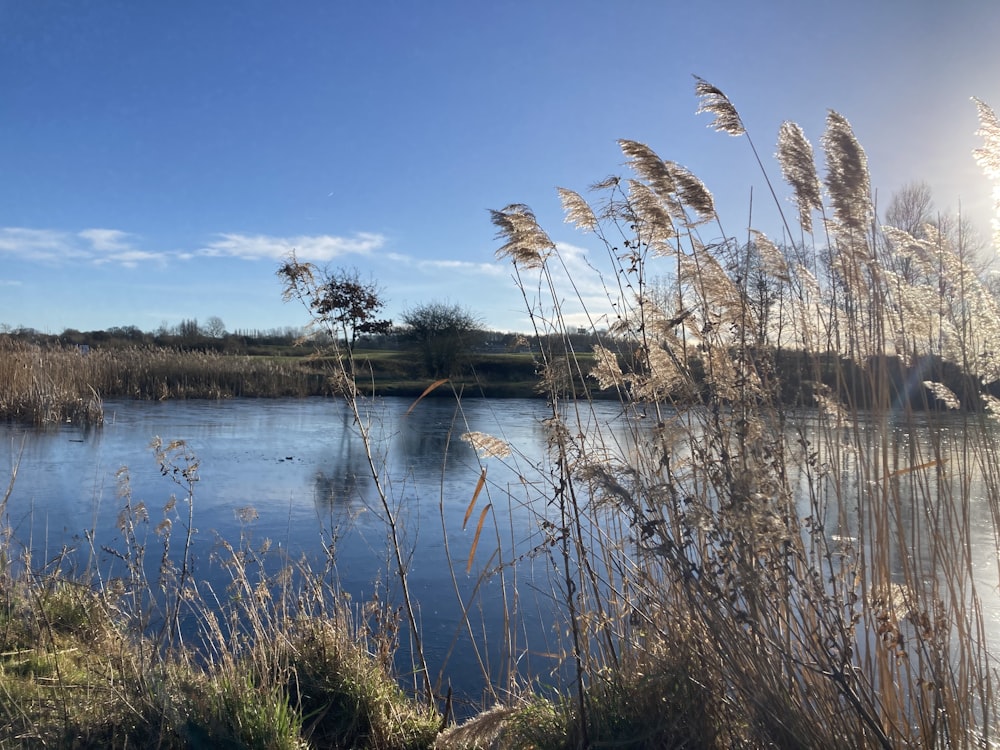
[0,338,322,425]
[474,82,1000,747]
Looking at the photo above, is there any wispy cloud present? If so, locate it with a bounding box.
[80,228,169,268]
[0,279,23,287]
[0,226,502,285]
[79,228,133,253]
[416,258,505,276]
[378,251,504,278]
[199,232,386,261]
[0,228,89,262]
[0,227,169,268]
[508,241,616,330]
[93,249,166,267]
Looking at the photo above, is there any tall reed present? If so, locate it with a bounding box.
[0,338,325,425]
[278,257,437,707]
[441,83,1000,747]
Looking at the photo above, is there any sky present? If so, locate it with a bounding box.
[2,0,1000,336]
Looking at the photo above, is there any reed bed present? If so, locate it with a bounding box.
[0,338,326,425]
[434,84,1000,747]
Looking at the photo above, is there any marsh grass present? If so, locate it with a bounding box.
[0,442,440,749]
[434,83,1000,747]
[0,338,326,425]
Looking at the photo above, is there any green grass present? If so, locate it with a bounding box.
[0,535,440,749]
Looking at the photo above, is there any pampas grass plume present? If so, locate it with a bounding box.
[694,76,745,136]
[777,121,822,233]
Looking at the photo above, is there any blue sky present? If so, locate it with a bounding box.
[2,0,999,335]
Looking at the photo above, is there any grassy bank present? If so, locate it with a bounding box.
[0,443,440,749]
[0,337,554,426]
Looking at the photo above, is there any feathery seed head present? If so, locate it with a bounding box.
[589,344,625,390]
[666,161,716,221]
[923,381,961,410]
[619,140,713,223]
[822,111,873,233]
[777,121,822,233]
[626,179,679,251]
[491,203,556,269]
[461,431,513,459]
[694,76,745,136]
[589,175,621,191]
[751,230,790,281]
[813,386,850,426]
[972,97,1000,249]
[973,98,1000,178]
[634,343,684,400]
[983,394,1000,419]
[619,139,675,197]
[557,187,599,232]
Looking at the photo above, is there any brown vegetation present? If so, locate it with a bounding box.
[0,338,326,425]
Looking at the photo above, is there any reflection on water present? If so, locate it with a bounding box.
[0,397,564,707]
[313,466,368,511]
[311,407,372,514]
[3,397,1000,709]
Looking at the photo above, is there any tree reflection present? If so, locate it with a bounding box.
[313,464,368,511]
[312,408,372,515]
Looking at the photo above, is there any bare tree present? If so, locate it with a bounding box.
[885,181,934,237]
[177,318,200,343]
[204,316,227,338]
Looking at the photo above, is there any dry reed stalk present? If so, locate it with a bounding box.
[480,79,1000,746]
[0,338,322,425]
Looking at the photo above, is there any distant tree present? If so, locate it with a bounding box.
[107,325,146,342]
[884,181,986,274]
[401,302,481,377]
[278,260,391,354]
[204,316,227,338]
[178,318,200,342]
[60,328,84,345]
[885,181,934,238]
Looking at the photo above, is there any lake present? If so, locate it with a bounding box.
[3,396,1000,714]
[0,396,606,709]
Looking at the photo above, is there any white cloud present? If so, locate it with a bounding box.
[374,250,505,277]
[79,228,171,268]
[0,279,23,287]
[0,226,170,267]
[199,232,386,261]
[416,258,505,276]
[0,226,390,269]
[502,241,617,330]
[0,227,87,262]
[79,228,134,253]
[93,249,166,268]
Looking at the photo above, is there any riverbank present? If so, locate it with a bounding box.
[4,335,990,428]
[0,338,557,425]
[0,396,723,747]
